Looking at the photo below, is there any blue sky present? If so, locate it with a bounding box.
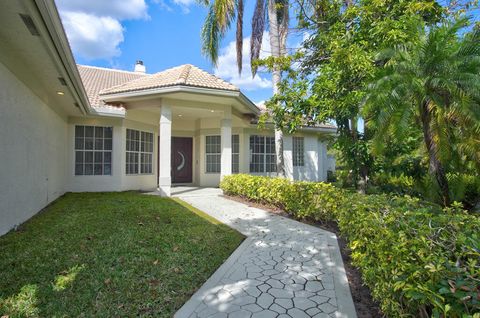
[54,1,479,105]
[55,0,277,104]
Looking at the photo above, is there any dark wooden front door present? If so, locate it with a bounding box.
[171,137,193,183]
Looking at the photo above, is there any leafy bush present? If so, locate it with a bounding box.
[220,174,480,318]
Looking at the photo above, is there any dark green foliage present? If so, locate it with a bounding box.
[264,0,479,204]
[0,192,243,317]
[365,18,480,205]
[221,174,480,317]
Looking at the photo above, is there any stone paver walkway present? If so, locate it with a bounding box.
[173,187,356,318]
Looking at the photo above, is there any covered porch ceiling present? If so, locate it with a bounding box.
[0,0,89,117]
[116,93,258,121]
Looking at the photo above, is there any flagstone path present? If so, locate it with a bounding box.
[172,187,356,318]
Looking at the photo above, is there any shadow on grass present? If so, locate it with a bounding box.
[0,192,243,317]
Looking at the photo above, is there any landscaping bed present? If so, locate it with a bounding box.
[0,192,244,317]
[221,174,480,318]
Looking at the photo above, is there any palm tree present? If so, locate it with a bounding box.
[200,0,289,176]
[365,18,480,206]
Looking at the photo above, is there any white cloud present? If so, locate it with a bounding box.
[153,0,197,13]
[152,0,173,12]
[255,100,267,110]
[56,0,148,20]
[215,33,272,91]
[172,0,197,5]
[60,12,124,60]
[56,0,148,61]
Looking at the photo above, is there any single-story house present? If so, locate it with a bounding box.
[0,0,335,236]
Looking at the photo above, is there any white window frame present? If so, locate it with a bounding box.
[249,135,276,173]
[126,129,154,175]
[232,134,240,173]
[74,125,113,176]
[292,136,305,167]
[205,135,221,173]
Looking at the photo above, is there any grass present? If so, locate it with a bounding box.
[0,192,244,317]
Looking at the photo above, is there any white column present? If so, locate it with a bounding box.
[158,105,171,196]
[220,107,232,179]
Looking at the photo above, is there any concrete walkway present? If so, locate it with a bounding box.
[173,187,356,318]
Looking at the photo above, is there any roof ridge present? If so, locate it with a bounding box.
[178,64,192,84]
[99,73,154,94]
[99,63,240,95]
[78,64,148,75]
[190,64,237,87]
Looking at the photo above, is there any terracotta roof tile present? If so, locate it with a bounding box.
[99,64,239,95]
[77,65,147,107]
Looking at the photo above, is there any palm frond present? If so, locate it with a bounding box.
[201,6,221,64]
[251,0,266,77]
[213,0,236,31]
[367,17,480,184]
[200,0,237,65]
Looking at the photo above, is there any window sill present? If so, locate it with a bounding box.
[74,174,113,177]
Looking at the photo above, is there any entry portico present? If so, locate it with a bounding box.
[98,64,260,196]
[62,64,335,197]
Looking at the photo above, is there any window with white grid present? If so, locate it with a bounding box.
[126,129,153,175]
[292,136,305,167]
[75,126,112,175]
[206,135,221,173]
[249,135,276,173]
[232,135,240,173]
[265,136,277,172]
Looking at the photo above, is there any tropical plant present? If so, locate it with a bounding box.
[264,0,444,192]
[221,174,480,317]
[199,0,289,175]
[365,18,480,206]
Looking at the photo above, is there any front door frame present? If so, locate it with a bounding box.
[157,136,195,187]
[170,136,193,184]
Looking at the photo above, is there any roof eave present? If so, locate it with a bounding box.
[255,122,337,134]
[89,107,126,118]
[100,85,261,115]
[298,126,337,133]
[33,0,91,115]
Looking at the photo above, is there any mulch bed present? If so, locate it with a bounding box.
[223,194,383,318]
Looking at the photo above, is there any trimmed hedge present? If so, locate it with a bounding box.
[220,174,480,318]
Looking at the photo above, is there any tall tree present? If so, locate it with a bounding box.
[266,0,442,192]
[200,0,289,176]
[365,18,480,206]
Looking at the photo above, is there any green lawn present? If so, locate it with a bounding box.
[0,192,243,317]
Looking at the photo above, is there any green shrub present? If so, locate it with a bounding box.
[220,174,480,318]
[372,172,480,210]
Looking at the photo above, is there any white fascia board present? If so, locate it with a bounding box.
[100,85,239,100]
[33,0,91,115]
[89,107,126,118]
[253,122,337,134]
[298,126,337,133]
[101,85,261,115]
[239,92,261,115]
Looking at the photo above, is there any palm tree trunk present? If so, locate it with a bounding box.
[419,100,450,206]
[268,0,286,177]
[351,117,367,194]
